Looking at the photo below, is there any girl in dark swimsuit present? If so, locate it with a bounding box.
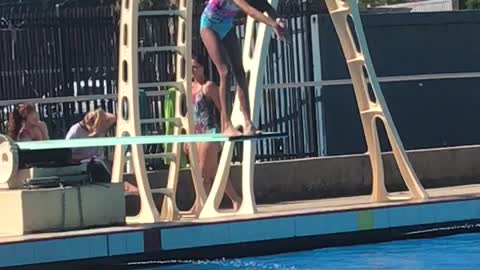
[185,55,242,210]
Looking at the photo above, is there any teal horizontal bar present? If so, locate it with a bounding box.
[15,132,287,151]
[16,134,228,150]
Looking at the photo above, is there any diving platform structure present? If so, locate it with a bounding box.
[106,0,429,222]
[0,0,480,269]
[0,0,427,233]
[0,0,445,266]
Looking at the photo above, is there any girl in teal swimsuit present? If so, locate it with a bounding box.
[185,55,242,210]
[200,0,287,137]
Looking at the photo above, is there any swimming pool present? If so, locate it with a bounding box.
[146,233,480,270]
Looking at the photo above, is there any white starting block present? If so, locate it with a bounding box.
[0,184,125,236]
[0,135,125,236]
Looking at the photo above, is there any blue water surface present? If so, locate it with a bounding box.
[144,233,480,270]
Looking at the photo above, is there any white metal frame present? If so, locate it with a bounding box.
[199,0,280,218]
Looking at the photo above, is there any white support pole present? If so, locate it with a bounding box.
[311,14,327,156]
[112,0,161,223]
[160,0,207,221]
[324,0,428,202]
[200,0,279,218]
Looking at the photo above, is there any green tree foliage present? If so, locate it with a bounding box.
[465,0,480,8]
[357,0,406,9]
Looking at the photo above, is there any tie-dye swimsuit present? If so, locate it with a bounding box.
[193,86,220,134]
[200,0,240,39]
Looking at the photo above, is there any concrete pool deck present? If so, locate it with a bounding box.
[3,183,480,269]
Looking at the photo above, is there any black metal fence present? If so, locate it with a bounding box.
[318,11,480,155]
[0,0,319,165]
[3,1,480,166]
[0,3,118,138]
[255,1,319,160]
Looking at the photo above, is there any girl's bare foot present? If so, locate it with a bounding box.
[223,124,242,137]
[243,121,259,136]
[232,199,242,212]
[124,182,138,192]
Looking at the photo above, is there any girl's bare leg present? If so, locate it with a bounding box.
[197,142,213,194]
[210,143,242,210]
[200,28,241,137]
[225,178,242,211]
[198,142,242,210]
[223,30,258,135]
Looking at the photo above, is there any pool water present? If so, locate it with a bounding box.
[146,233,480,270]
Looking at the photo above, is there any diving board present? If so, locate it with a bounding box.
[229,132,288,141]
[16,132,287,151]
[0,132,286,188]
[17,134,226,151]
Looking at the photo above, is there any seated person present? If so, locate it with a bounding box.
[65,109,137,191]
[8,103,71,169]
[8,103,49,141]
[66,108,116,163]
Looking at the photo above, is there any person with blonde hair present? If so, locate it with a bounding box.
[65,108,116,162]
[65,109,138,191]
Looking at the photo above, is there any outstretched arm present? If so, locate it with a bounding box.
[232,0,277,27]
[251,0,279,20]
[232,0,286,40]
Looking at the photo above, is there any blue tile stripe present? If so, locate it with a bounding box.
[161,217,296,250]
[2,199,480,267]
[108,232,144,256]
[161,199,480,250]
[0,232,144,268]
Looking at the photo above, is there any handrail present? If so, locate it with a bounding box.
[1,71,479,106]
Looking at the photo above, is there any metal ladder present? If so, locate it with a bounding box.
[112,0,206,224]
